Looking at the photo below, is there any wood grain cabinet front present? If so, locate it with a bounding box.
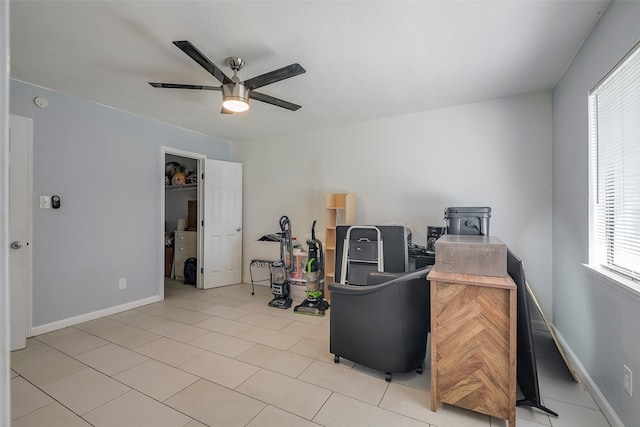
[427,269,517,427]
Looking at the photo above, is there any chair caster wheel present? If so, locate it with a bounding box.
[385,372,391,382]
[334,355,340,364]
[416,367,423,375]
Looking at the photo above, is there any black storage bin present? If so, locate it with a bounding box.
[329,267,432,378]
[445,207,491,236]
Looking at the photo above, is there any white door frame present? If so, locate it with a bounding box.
[9,114,33,347]
[159,146,206,297]
[1,2,10,422]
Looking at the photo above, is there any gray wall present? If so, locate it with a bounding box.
[552,1,640,426]
[10,79,230,328]
[234,91,553,318]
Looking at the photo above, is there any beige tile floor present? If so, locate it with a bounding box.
[10,279,612,427]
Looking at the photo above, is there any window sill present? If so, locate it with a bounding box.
[582,264,640,303]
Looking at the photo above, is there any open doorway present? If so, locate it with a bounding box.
[160,147,244,298]
[161,147,205,296]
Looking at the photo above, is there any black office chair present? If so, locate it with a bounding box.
[328,266,431,381]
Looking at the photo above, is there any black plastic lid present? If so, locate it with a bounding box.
[445,206,491,214]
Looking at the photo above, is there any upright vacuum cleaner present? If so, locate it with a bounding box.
[268,215,293,309]
[294,220,330,316]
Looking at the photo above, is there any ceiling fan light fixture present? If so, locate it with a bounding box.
[222,98,249,112]
[222,82,250,112]
[151,42,304,112]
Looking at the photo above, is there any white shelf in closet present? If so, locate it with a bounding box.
[165,183,197,192]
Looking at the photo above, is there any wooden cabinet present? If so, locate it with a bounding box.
[324,193,356,299]
[427,269,517,426]
[173,231,197,281]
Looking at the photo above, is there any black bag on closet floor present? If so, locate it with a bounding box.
[184,257,197,285]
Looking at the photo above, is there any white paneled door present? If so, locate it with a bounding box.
[9,115,31,351]
[202,159,242,289]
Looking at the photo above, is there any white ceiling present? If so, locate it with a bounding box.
[9,0,608,143]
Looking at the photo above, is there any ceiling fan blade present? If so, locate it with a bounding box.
[172,40,232,85]
[250,91,302,111]
[149,82,222,91]
[243,63,306,90]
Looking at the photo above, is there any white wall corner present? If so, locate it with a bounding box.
[552,325,625,427]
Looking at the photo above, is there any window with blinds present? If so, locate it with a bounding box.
[589,41,640,283]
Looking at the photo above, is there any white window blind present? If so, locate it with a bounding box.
[589,42,640,282]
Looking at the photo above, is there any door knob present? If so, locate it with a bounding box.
[11,241,23,249]
[236,227,242,232]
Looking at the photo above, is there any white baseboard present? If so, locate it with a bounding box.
[30,294,163,336]
[551,325,625,427]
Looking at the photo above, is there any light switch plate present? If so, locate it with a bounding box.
[40,196,51,209]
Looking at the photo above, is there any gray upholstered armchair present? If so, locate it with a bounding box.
[328,266,431,381]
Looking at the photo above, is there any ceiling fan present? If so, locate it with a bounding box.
[149,40,306,113]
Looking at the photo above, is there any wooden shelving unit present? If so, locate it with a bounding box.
[324,192,356,300]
